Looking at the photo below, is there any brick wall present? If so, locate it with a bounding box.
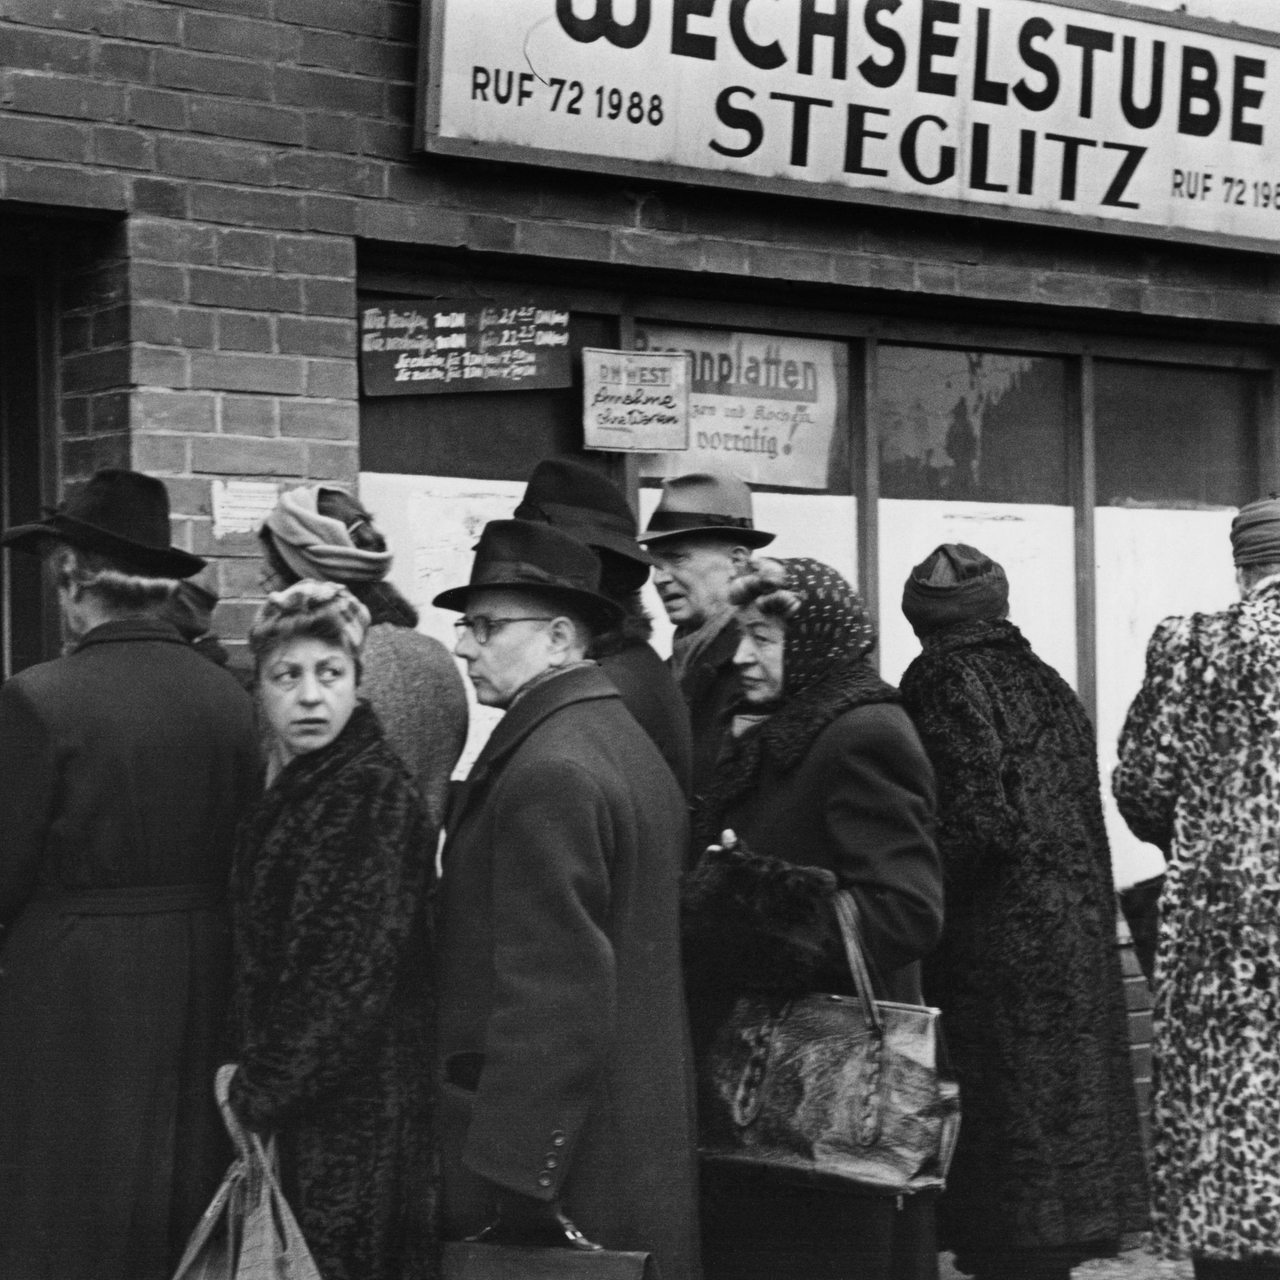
[1,0,1279,642]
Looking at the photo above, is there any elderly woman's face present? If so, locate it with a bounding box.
[259,637,358,762]
[733,604,786,703]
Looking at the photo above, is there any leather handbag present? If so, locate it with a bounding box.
[443,1243,659,1279]
[698,890,960,1195]
[170,1065,322,1280]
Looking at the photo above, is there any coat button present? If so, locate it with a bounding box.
[537,1173,553,1188]
[551,1132,566,1147]
[544,1155,558,1169]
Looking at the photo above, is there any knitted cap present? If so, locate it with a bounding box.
[901,543,1009,637]
[1231,497,1280,568]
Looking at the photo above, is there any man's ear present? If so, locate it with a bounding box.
[728,544,752,572]
[546,614,585,659]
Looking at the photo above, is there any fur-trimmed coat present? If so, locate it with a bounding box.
[901,620,1148,1266]
[229,702,437,1280]
[1114,579,1280,1261]
[684,696,943,1280]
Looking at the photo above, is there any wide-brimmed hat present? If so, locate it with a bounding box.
[433,518,624,632]
[1,468,205,578]
[515,459,654,592]
[637,469,774,549]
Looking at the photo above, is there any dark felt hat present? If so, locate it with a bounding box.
[1,468,205,578]
[637,469,775,548]
[433,518,624,632]
[515,459,654,593]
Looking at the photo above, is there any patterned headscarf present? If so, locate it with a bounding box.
[695,558,897,850]
[262,486,392,584]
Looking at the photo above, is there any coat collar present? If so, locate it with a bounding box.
[919,616,1029,659]
[448,665,620,826]
[72,616,188,653]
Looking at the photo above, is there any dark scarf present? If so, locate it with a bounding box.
[350,578,419,629]
[693,559,899,852]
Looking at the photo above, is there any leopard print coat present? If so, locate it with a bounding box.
[1114,577,1280,1263]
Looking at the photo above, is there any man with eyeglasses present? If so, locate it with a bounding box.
[431,518,700,1280]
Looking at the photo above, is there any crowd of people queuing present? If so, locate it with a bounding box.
[0,460,1275,1280]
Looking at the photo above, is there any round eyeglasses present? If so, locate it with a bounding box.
[453,615,555,645]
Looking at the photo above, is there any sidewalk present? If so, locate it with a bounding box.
[940,1246,1193,1279]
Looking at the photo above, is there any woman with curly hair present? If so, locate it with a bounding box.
[227,581,438,1280]
[683,557,944,1280]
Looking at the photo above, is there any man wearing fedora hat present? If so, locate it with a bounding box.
[515,458,693,794]
[0,469,260,1279]
[638,469,775,802]
[432,519,700,1280]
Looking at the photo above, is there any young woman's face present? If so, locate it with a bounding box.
[733,604,787,704]
[258,637,358,762]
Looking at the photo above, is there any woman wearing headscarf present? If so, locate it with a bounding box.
[899,544,1148,1280]
[683,557,943,1280]
[261,485,467,827]
[228,581,438,1280]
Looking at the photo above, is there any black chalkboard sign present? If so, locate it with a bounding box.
[359,298,573,396]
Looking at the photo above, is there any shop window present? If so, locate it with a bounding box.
[1095,361,1259,508]
[1093,360,1261,890]
[878,347,1069,504]
[875,344,1075,693]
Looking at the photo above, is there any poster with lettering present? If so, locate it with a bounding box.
[632,325,845,490]
[582,348,690,452]
[359,298,572,395]
[423,0,1280,252]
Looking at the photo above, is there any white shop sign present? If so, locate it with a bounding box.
[422,0,1280,251]
[582,348,691,451]
[632,325,845,490]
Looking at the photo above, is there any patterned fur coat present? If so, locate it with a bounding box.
[1115,578,1280,1262]
[901,620,1148,1268]
[230,702,437,1280]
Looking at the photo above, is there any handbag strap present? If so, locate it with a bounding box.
[833,891,883,1036]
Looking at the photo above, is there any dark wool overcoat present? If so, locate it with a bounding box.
[0,618,260,1280]
[436,665,701,1280]
[686,699,944,1280]
[229,702,437,1280]
[676,620,741,805]
[900,619,1148,1267]
[600,638,694,797]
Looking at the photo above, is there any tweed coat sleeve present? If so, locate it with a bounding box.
[1113,616,1195,854]
[0,681,56,930]
[462,755,617,1202]
[230,766,431,1130]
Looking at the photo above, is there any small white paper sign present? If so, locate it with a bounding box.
[582,348,689,453]
[211,479,280,537]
